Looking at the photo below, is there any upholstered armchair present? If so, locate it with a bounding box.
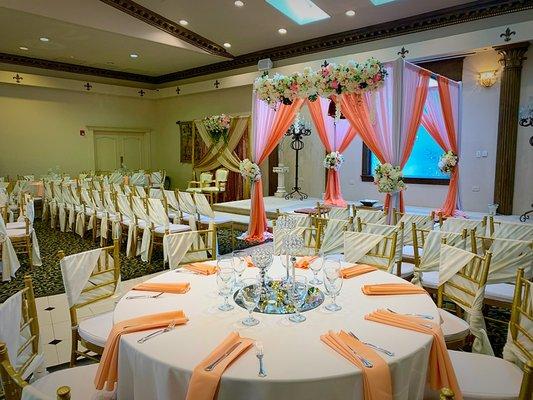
[201,168,229,202]
[186,172,213,193]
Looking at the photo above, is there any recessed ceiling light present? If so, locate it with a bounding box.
[234,0,244,6]
[267,0,330,25]
[179,19,188,26]
[278,28,287,34]
[19,46,29,51]
[345,10,356,16]
[223,42,232,48]
[39,37,50,42]
[130,53,139,58]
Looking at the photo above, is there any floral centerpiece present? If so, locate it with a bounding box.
[373,163,406,193]
[203,114,231,143]
[253,58,387,108]
[239,159,261,182]
[323,151,345,171]
[438,151,458,174]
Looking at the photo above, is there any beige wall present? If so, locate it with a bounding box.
[0,84,156,178]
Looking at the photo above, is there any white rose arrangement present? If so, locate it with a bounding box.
[373,163,406,193]
[438,151,458,174]
[323,151,345,171]
[239,159,261,182]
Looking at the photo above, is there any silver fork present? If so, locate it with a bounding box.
[344,343,373,368]
[348,331,395,357]
[386,309,434,328]
[137,320,176,344]
[126,292,164,300]
[386,308,434,320]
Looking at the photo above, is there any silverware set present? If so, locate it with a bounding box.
[204,341,242,371]
[387,308,434,320]
[126,292,164,300]
[348,331,395,357]
[137,320,176,344]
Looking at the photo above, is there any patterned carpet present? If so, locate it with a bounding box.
[0,220,510,357]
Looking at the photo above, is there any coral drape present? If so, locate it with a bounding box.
[306,98,357,207]
[421,77,461,216]
[246,97,304,241]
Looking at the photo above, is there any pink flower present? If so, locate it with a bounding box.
[290,83,299,92]
[330,80,339,89]
[322,68,330,78]
[373,73,382,83]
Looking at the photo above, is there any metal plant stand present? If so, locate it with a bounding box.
[284,122,311,200]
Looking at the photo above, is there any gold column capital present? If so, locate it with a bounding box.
[493,41,529,68]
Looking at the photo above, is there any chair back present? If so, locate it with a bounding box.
[328,206,350,220]
[164,228,217,269]
[441,216,486,234]
[344,231,397,271]
[353,207,387,224]
[58,240,120,327]
[199,172,213,184]
[490,217,533,241]
[317,217,352,255]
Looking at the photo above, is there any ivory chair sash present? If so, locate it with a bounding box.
[1,214,21,282]
[343,231,393,270]
[438,245,493,355]
[117,194,139,257]
[131,196,152,262]
[491,219,533,240]
[177,191,199,229]
[354,208,387,224]
[320,218,352,255]
[327,206,350,220]
[485,238,533,284]
[360,222,404,276]
[163,228,215,269]
[397,213,435,246]
[440,217,486,234]
[59,241,120,366]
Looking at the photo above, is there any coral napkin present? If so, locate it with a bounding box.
[294,256,319,269]
[132,282,190,294]
[185,332,254,400]
[362,283,427,295]
[94,310,188,391]
[184,262,217,275]
[365,309,462,400]
[321,330,392,400]
[245,256,254,268]
[340,264,377,279]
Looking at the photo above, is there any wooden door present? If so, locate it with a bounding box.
[94,131,147,171]
[122,135,143,170]
[94,135,120,172]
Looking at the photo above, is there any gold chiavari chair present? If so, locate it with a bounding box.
[57,240,120,366]
[6,197,34,269]
[177,227,218,267]
[344,230,398,273]
[437,249,492,350]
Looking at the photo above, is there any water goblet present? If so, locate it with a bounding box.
[216,266,236,311]
[308,255,323,285]
[323,257,341,281]
[323,273,343,312]
[288,275,308,323]
[239,278,262,326]
[232,250,247,287]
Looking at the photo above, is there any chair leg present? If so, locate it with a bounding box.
[26,237,33,270]
[70,328,78,367]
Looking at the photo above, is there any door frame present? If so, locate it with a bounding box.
[87,126,152,171]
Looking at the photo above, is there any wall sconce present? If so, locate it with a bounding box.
[478,70,498,88]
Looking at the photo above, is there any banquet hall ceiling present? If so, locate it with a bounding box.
[0,0,531,85]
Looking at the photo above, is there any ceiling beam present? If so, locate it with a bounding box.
[0,0,531,84]
[98,0,234,59]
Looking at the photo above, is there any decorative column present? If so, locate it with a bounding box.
[493,42,529,215]
[273,165,289,198]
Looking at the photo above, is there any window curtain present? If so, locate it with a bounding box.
[306,97,357,207]
[247,96,304,241]
[421,77,462,216]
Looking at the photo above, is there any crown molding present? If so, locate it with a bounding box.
[98,0,234,59]
[0,0,531,84]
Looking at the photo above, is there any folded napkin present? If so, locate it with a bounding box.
[340,264,377,279]
[365,309,462,400]
[362,283,427,296]
[132,282,190,294]
[294,256,319,269]
[184,262,217,275]
[321,330,392,400]
[245,256,254,268]
[94,310,188,391]
[185,332,254,400]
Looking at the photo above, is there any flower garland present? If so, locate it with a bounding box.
[438,151,458,174]
[323,151,345,171]
[253,58,387,107]
[373,163,406,194]
[239,159,261,182]
[203,114,231,143]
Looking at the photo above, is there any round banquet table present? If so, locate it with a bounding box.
[113,257,439,400]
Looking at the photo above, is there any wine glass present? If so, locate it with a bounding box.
[232,250,247,287]
[323,257,341,281]
[323,272,343,312]
[308,254,323,285]
[239,278,262,326]
[216,265,236,311]
[288,275,308,323]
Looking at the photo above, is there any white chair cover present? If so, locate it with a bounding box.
[441,217,484,233]
[131,197,151,262]
[486,238,533,284]
[397,214,434,245]
[130,172,147,186]
[320,219,351,255]
[149,188,163,199]
[412,231,466,286]
[492,221,533,240]
[193,193,215,219]
[356,209,386,224]
[15,200,42,267]
[361,223,402,270]
[112,183,124,195]
[108,171,123,184]
[328,207,350,220]
[439,244,493,355]
[1,215,21,281]
[178,191,198,229]
[163,231,203,269]
[343,231,385,264]
[117,195,137,257]
[135,186,147,198]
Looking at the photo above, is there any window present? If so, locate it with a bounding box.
[361,125,450,185]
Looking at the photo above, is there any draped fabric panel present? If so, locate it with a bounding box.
[247,97,304,241]
[421,78,462,217]
[306,97,357,207]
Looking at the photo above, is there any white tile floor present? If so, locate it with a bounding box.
[36,271,165,368]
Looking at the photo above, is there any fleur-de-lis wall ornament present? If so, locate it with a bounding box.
[214,80,220,89]
[397,47,409,58]
[138,89,145,97]
[84,82,92,91]
[321,60,329,68]
[176,86,181,95]
[500,27,516,42]
[12,73,23,83]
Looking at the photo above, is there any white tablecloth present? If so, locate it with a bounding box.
[113,257,440,400]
